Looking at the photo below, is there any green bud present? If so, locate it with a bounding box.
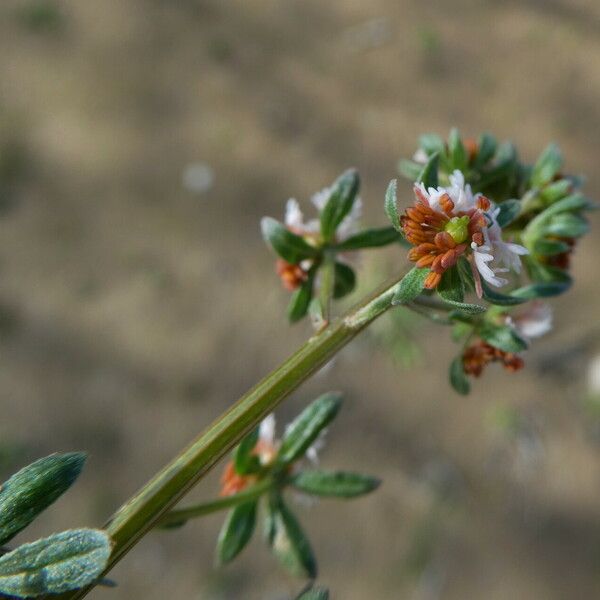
[444,216,470,243]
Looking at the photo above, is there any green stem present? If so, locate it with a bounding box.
[56,270,408,599]
[158,478,275,528]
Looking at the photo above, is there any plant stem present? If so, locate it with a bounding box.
[158,478,275,528]
[55,271,408,599]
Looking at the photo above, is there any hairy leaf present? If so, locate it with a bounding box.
[335,227,402,251]
[0,453,86,545]
[266,495,316,579]
[277,393,341,466]
[290,471,380,498]
[261,217,319,263]
[391,267,430,305]
[449,356,470,395]
[319,169,360,242]
[0,529,111,598]
[216,501,257,565]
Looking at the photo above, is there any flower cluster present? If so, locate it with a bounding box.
[213,394,379,578]
[262,169,402,324]
[401,170,528,293]
[392,130,594,392]
[263,129,594,395]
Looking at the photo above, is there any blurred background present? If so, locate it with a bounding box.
[1,1,600,598]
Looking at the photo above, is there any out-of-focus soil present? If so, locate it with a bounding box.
[0,1,600,598]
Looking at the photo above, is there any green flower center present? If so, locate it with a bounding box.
[444,216,470,244]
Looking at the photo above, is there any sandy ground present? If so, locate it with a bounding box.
[1,1,600,598]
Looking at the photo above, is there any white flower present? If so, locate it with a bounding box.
[420,169,529,289]
[284,186,362,242]
[506,301,553,341]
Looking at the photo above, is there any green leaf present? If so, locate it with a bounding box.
[287,276,314,323]
[479,322,527,353]
[511,280,570,299]
[391,267,430,305]
[266,494,316,579]
[449,356,470,395]
[0,529,111,598]
[439,299,487,315]
[398,159,423,182]
[333,262,355,299]
[0,453,86,545]
[296,586,329,600]
[544,213,589,238]
[290,471,380,498]
[533,239,571,256]
[531,143,562,188]
[437,268,464,304]
[216,501,257,565]
[473,132,497,167]
[335,227,402,251]
[447,128,467,171]
[319,169,360,242]
[477,142,517,189]
[540,179,572,204]
[384,179,401,232]
[418,133,445,156]
[416,152,439,189]
[481,279,528,306]
[261,217,319,263]
[495,199,521,228]
[542,193,592,216]
[233,428,260,476]
[277,393,342,466]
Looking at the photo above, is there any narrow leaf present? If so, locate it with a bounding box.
[384,179,401,232]
[418,133,445,156]
[287,276,314,323]
[544,213,589,238]
[216,501,257,565]
[391,267,429,305]
[290,471,380,498]
[0,529,111,598]
[0,453,86,545]
[233,428,260,476]
[267,495,316,579]
[495,199,521,228]
[438,299,486,314]
[449,356,470,395]
[479,323,527,353]
[333,262,355,299]
[531,143,562,188]
[398,160,423,182]
[335,227,402,251]
[277,393,342,466]
[261,217,319,263]
[447,129,467,171]
[319,169,360,241]
[473,132,497,167]
[416,152,439,189]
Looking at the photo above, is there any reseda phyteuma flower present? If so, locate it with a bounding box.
[273,189,362,292]
[463,302,553,378]
[219,414,323,497]
[401,171,527,294]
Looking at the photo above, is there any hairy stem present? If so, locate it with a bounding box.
[56,270,408,599]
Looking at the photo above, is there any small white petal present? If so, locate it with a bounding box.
[259,414,276,445]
